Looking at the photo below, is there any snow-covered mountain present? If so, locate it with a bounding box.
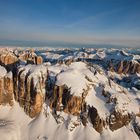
[0,47,140,140]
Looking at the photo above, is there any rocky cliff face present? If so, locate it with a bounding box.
[0,64,47,117]
[108,111,132,131]
[0,66,13,106]
[13,65,48,117]
[47,84,104,133]
[109,60,140,74]
[0,49,43,68]
[0,53,18,65]
[19,49,43,65]
[0,49,19,72]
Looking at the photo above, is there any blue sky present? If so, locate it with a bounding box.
[0,0,140,47]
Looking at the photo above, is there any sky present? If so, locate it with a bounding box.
[0,0,140,47]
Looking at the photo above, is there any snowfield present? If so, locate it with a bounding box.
[0,103,139,140]
[0,47,140,140]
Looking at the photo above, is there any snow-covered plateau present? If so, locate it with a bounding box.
[0,47,140,140]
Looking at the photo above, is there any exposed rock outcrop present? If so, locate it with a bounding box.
[108,111,132,131]
[0,66,13,106]
[49,85,84,115]
[0,50,18,65]
[88,106,104,133]
[0,50,19,71]
[109,60,140,74]
[13,65,48,117]
[19,49,43,65]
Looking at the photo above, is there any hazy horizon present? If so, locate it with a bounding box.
[0,39,140,49]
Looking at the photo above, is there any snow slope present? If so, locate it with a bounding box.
[0,48,140,140]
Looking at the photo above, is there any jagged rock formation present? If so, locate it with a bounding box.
[0,65,48,117]
[88,106,104,133]
[108,111,132,131]
[19,49,43,65]
[49,85,84,115]
[0,48,43,70]
[13,65,48,117]
[0,48,18,65]
[0,66,13,106]
[109,60,140,74]
[0,49,19,72]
